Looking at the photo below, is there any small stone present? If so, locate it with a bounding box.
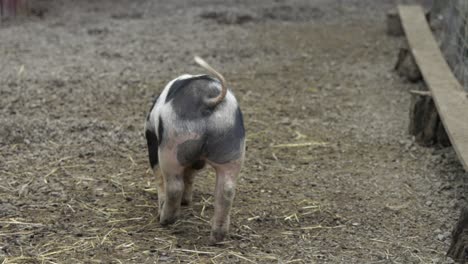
[426,200,433,206]
[437,234,445,241]
[443,231,451,239]
[450,199,458,208]
[446,257,455,263]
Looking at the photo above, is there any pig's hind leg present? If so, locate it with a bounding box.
[152,167,166,213]
[181,160,205,206]
[158,150,185,226]
[181,168,195,206]
[206,108,245,244]
[209,159,243,244]
[145,129,166,216]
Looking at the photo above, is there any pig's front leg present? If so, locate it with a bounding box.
[209,159,243,244]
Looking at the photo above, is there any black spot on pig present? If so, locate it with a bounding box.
[157,118,164,146]
[175,107,245,166]
[165,75,214,103]
[177,139,204,166]
[192,160,206,170]
[166,75,223,120]
[145,129,159,168]
[205,107,245,164]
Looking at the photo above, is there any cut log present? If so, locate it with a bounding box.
[408,85,450,147]
[395,47,423,82]
[387,10,404,37]
[436,117,451,147]
[448,207,468,262]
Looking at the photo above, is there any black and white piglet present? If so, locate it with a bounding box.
[144,57,245,244]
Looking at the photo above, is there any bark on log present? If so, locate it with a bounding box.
[395,47,423,83]
[408,85,451,147]
[387,10,404,37]
[448,207,468,262]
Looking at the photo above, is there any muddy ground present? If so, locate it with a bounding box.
[0,0,467,263]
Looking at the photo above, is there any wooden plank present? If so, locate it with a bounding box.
[0,0,28,18]
[398,5,468,171]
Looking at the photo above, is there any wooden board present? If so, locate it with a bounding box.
[0,0,28,18]
[398,5,468,171]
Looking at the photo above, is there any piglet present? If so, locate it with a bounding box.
[145,56,245,244]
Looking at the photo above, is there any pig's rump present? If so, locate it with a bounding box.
[146,74,245,170]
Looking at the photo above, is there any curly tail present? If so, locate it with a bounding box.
[194,56,227,108]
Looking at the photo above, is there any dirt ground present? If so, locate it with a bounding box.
[1,0,467,263]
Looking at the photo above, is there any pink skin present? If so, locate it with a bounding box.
[154,158,195,225]
[153,167,165,211]
[156,132,245,244]
[182,168,196,206]
[157,138,186,225]
[157,132,201,224]
[207,159,243,244]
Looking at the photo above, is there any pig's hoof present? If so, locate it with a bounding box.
[159,203,180,226]
[181,198,192,206]
[159,216,176,226]
[209,229,226,245]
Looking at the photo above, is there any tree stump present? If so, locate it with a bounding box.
[436,117,451,147]
[387,10,404,37]
[408,86,451,147]
[395,47,422,83]
[448,207,468,262]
